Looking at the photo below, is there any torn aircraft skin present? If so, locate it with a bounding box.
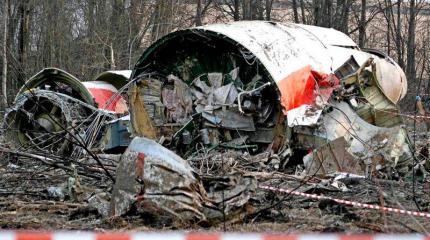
[108,21,412,224]
[3,68,130,155]
[128,21,409,168]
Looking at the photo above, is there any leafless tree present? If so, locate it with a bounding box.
[0,0,428,111]
[292,0,299,23]
[2,0,9,107]
[359,0,366,47]
[406,0,416,82]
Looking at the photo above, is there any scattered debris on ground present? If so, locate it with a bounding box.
[1,21,429,233]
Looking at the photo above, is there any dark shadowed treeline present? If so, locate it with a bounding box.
[0,0,429,109]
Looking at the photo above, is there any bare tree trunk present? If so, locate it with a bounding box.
[87,0,95,39]
[234,0,240,20]
[313,0,332,28]
[18,0,28,67]
[110,0,126,69]
[292,0,299,23]
[324,0,332,28]
[386,6,391,55]
[396,0,404,69]
[2,0,9,107]
[406,0,416,82]
[256,0,264,20]
[265,0,273,20]
[300,0,306,23]
[42,2,54,67]
[195,0,202,26]
[313,0,321,25]
[17,0,31,80]
[381,0,395,55]
[358,0,366,48]
[110,44,115,70]
[242,0,251,20]
[151,0,174,41]
[332,0,350,33]
[242,0,265,20]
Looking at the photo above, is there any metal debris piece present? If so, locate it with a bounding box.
[201,173,257,223]
[88,192,111,218]
[278,65,340,114]
[93,70,131,90]
[207,72,223,89]
[47,186,65,201]
[82,81,128,113]
[129,81,157,139]
[287,105,322,127]
[4,89,92,154]
[340,58,403,128]
[110,137,209,223]
[100,115,132,153]
[213,83,238,105]
[298,101,412,177]
[110,137,256,225]
[4,68,130,153]
[334,56,359,79]
[202,109,256,131]
[304,137,363,176]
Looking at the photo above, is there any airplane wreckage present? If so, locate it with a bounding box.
[3,21,420,225]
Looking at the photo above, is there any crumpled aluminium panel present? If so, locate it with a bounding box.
[110,137,209,223]
[300,101,412,176]
[192,21,406,103]
[111,137,258,225]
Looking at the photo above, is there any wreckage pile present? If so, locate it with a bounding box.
[1,21,430,232]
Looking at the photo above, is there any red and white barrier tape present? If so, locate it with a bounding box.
[259,185,430,219]
[0,232,429,240]
[374,109,430,120]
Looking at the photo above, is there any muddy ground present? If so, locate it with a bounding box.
[1,128,429,233]
[1,179,429,233]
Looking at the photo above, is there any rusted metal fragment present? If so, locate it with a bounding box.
[129,83,157,139]
[138,78,165,126]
